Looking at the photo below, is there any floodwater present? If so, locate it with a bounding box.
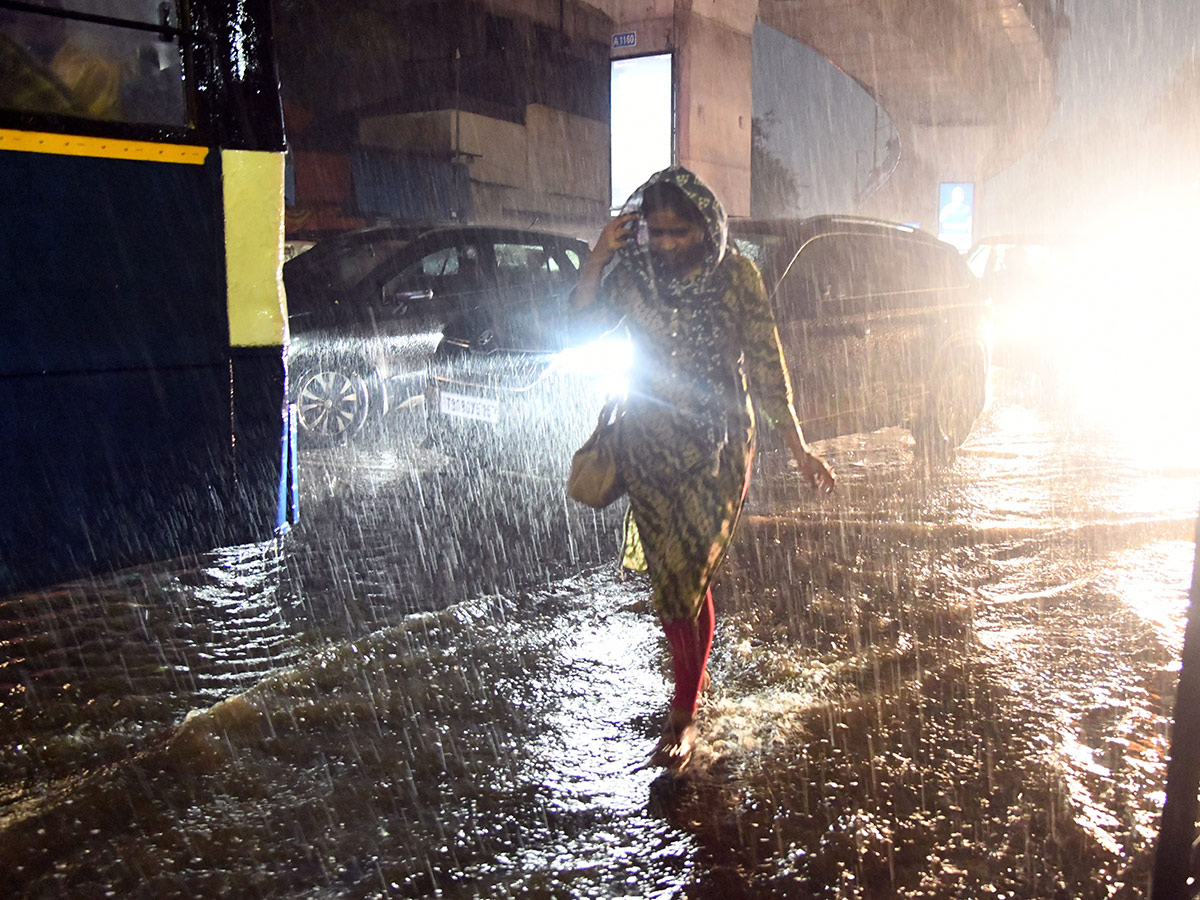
[1,373,1197,899]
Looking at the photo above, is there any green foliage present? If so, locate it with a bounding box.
[751,112,802,217]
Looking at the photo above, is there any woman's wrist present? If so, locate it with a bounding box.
[586,247,613,274]
[572,252,609,309]
[783,426,810,459]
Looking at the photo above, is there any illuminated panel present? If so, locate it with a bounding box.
[0,128,207,164]
[610,53,673,210]
[222,149,287,347]
[937,182,975,252]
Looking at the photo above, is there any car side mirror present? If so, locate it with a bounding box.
[813,282,844,317]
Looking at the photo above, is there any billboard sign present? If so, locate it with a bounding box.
[938,182,974,251]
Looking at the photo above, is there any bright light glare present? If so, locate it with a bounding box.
[551,336,634,400]
[1051,185,1200,465]
[611,54,672,209]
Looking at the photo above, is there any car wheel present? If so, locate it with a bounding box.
[914,348,987,461]
[294,367,371,445]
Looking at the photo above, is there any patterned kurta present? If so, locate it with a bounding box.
[594,168,803,622]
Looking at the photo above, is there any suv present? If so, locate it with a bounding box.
[731,216,990,457]
[283,224,589,444]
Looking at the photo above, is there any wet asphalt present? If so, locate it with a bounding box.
[1,370,1198,898]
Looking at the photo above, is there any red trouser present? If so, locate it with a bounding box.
[661,587,714,714]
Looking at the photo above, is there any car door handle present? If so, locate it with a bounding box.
[388,289,434,303]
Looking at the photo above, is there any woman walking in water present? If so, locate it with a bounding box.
[571,166,835,770]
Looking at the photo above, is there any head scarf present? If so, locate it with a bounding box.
[618,165,729,305]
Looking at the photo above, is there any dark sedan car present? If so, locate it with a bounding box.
[426,322,630,477]
[424,215,992,476]
[283,224,590,444]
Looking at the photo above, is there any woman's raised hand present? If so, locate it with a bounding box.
[573,213,638,310]
[796,450,836,494]
[781,426,835,495]
[593,213,639,265]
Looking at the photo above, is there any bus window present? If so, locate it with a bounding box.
[0,1,186,126]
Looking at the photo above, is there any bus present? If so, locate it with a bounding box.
[0,0,297,593]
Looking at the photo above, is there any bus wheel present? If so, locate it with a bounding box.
[914,348,986,463]
[295,367,370,445]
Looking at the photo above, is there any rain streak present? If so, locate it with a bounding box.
[2,0,1200,898]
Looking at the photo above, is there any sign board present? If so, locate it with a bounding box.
[612,31,637,49]
[937,182,974,252]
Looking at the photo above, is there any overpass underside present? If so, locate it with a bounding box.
[756,0,1062,226]
[274,0,1061,239]
[605,0,1061,228]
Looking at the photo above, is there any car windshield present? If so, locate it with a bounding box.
[730,232,790,270]
[967,239,1056,279]
[965,244,991,278]
[294,238,413,290]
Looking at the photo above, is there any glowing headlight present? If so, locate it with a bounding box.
[550,335,634,399]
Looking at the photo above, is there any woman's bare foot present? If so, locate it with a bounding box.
[650,708,697,771]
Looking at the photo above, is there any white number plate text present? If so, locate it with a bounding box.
[439,390,500,424]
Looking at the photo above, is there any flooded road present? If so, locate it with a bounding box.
[1,374,1197,898]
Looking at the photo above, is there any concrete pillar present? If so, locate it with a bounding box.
[607,0,757,216]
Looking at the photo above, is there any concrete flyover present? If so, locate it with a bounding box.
[756,0,1065,226]
[273,0,1063,238]
[605,0,1064,227]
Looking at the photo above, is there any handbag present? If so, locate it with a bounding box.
[567,399,625,508]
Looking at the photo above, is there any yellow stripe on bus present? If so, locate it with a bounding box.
[0,128,208,164]
[222,149,287,348]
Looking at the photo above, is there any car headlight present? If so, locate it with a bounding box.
[550,335,634,399]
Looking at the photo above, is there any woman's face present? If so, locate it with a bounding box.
[645,207,707,276]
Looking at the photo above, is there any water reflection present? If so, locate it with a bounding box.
[0,538,294,788]
[1,378,1197,897]
[946,395,1196,894]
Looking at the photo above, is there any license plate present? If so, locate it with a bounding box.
[439,390,500,424]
